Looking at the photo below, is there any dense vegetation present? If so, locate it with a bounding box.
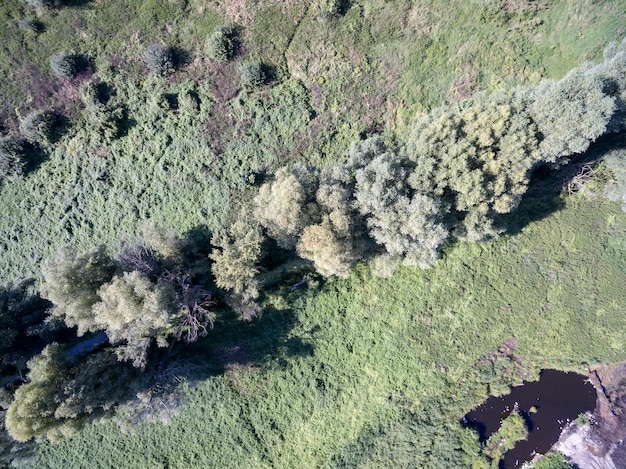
[1,0,626,467]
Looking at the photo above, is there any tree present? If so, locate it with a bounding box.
[406,92,543,241]
[49,51,77,79]
[5,344,143,442]
[355,151,449,268]
[207,25,239,62]
[41,247,117,337]
[254,164,320,249]
[92,271,176,368]
[296,217,358,277]
[0,137,27,184]
[210,216,263,294]
[525,69,615,164]
[144,43,173,75]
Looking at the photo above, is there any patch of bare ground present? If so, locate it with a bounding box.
[448,64,481,102]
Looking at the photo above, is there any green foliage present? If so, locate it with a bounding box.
[144,43,173,75]
[297,218,359,278]
[254,164,320,249]
[17,19,43,34]
[41,247,117,337]
[354,149,448,269]
[19,110,56,144]
[239,61,267,88]
[602,148,626,211]
[0,281,50,370]
[525,70,615,165]
[210,215,263,295]
[0,137,27,183]
[406,92,543,241]
[533,452,574,469]
[5,344,143,443]
[49,51,77,79]
[93,272,176,368]
[484,411,528,464]
[206,25,238,62]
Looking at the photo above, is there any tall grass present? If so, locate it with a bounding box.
[18,191,626,468]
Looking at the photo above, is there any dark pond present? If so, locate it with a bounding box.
[463,369,597,468]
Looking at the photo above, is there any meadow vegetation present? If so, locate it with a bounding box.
[0,0,626,467]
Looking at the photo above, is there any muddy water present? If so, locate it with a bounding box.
[463,369,596,468]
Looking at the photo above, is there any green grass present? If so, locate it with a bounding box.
[1,0,626,467]
[17,190,626,468]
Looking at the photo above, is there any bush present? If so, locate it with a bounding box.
[19,110,56,143]
[17,19,43,34]
[239,61,267,88]
[49,51,78,79]
[206,25,238,62]
[0,137,27,183]
[144,43,173,75]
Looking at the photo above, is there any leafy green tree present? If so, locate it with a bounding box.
[93,271,176,368]
[525,70,615,164]
[207,25,239,62]
[5,344,143,442]
[299,162,373,277]
[144,43,173,75]
[599,38,626,133]
[49,51,77,79]
[210,216,263,294]
[41,247,117,337]
[5,344,67,443]
[406,92,542,241]
[297,217,359,277]
[355,151,448,268]
[254,164,320,249]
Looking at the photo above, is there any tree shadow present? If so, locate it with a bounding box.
[58,0,93,8]
[170,47,191,70]
[22,141,49,176]
[498,130,626,236]
[0,223,313,454]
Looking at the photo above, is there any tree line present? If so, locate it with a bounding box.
[2,38,625,443]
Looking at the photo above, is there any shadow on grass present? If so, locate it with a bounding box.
[499,131,626,235]
[0,224,312,454]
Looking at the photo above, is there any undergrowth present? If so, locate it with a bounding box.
[17,192,626,468]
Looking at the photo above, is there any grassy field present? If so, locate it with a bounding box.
[1,0,626,467]
[16,176,626,467]
[1,0,625,286]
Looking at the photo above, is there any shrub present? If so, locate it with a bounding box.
[239,61,267,88]
[0,137,27,183]
[49,51,78,79]
[206,25,238,62]
[317,0,345,21]
[144,43,173,75]
[19,110,56,143]
[17,19,43,34]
